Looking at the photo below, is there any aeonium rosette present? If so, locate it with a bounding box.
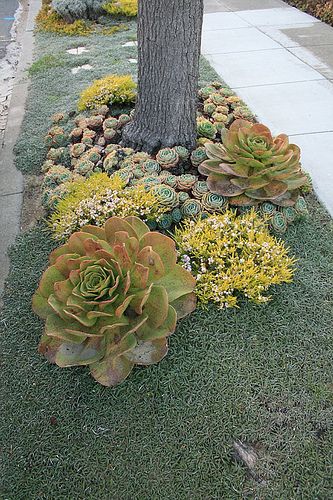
[32,216,196,386]
[199,119,307,206]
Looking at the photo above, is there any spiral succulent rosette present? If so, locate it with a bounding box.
[104,129,117,142]
[192,180,209,199]
[199,86,216,99]
[45,126,68,149]
[157,213,173,230]
[232,106,255,122]
[156,148,179,169]
[135,176,160,190]
[158,173,178,188]
[178,191,190,204]
[282,206,297,223]
[174,146,190,161]
[118,114,131,127]
[199,119,308,206]
[190,147,208,167]
[177,174,198,191]
[70,143,86,159]
[70,127,83,143]
[260,201,276,217]
[201,192,228,213]
[171,207,182,224]
[87,115,104,130]
[73,160,95,176]
[150,184,179,209]
[294,196,308,216]
[42,166,73,190]
[203,102,217,116]
[32,216,196,387]
[103,117,118,130]
[197,117,217,140]
[270,212,288,233]
[180,199,202,218]
[133,167,145,179]
[142,160,161,175]
[103,151,119,172]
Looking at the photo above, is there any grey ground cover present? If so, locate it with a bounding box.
[0,21,332,500]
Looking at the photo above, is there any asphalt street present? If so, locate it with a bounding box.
[0,0,18,59]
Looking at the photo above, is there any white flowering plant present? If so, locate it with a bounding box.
[49,172,168,241]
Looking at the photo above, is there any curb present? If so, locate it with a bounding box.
[0,0,41,307]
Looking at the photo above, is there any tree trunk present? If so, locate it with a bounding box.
[122,0,204,153]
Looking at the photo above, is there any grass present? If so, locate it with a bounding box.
[1,20,333,500]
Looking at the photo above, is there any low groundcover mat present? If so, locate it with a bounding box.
[1,8,333,500]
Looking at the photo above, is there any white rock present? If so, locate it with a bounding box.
[71,64,93,75]
[66,47,89,55]
[128,59,137,64]
[122,41,138,47]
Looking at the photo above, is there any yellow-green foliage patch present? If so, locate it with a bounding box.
[103,0,138,17]
[36,0,93,35]
[49,172,168,240]
[36,0,129,36]
[78,74,136,111]
[175,210,296,308]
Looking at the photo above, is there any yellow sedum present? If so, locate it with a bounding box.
[103,0,138,17]
[78,74,136,111]
[174,210,296,308]
[49,173,168,241]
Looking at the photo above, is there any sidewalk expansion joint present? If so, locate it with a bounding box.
[0,190,24,197]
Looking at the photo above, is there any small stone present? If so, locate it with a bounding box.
[66,47,89,55]
[128,59,137,64]
[71,64,93,75]
[122,41,138,47]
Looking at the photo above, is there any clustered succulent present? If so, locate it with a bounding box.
[33,216,196,386]
[42,81,310,233]
[33,81,310,387]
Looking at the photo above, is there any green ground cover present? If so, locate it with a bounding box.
[1,22,333,500]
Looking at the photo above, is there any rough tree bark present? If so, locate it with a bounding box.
[122,0,204,153]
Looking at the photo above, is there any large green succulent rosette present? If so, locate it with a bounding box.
[199,119,307,206]
[32,216,196,387]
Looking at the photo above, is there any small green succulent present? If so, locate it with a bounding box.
[45,126,68,149]
[156,148,179,169]
[190,147,208,167]
[197,117,217,139]
[181,199,202,218]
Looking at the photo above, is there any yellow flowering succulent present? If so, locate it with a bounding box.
[103,0,138,17]
[174,210,296,308]
[78,74,136,111]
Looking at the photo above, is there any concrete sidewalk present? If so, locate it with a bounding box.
[0,0,41,306]
[203,0,333,216]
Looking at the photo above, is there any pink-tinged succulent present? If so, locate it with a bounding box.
[32,216,196,386]
[199,119,307,206]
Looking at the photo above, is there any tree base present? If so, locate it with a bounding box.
[121,120,197,154]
